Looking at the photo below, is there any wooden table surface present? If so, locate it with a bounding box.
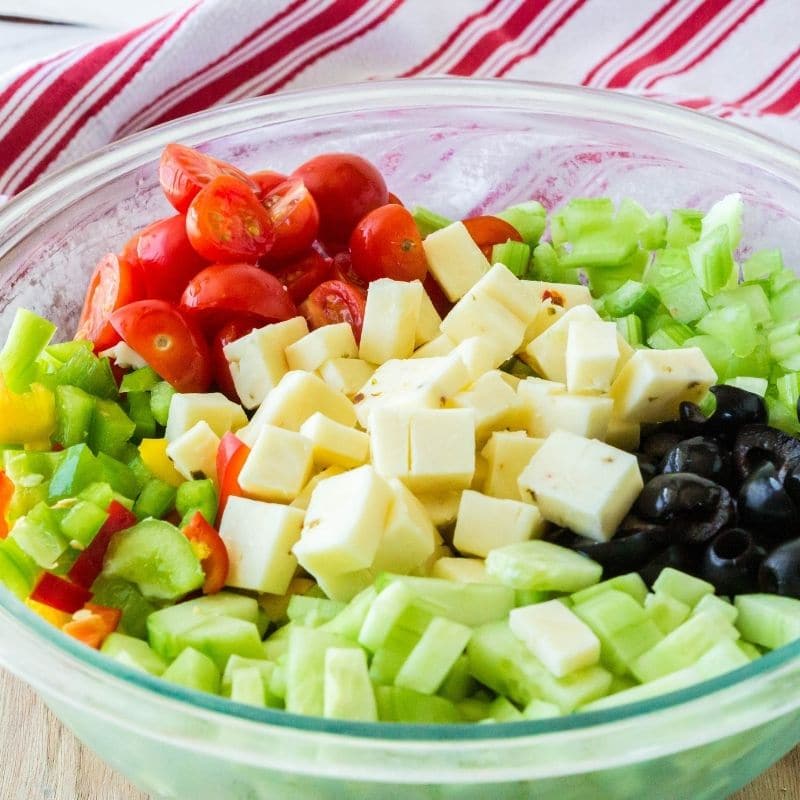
[1,668,797,800]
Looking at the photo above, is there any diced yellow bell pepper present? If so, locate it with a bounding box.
[0,380,55,445]
[139,438,184,487]
[25,598,71,628]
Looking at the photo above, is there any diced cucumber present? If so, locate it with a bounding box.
[0,540,37,598]
[457,697,494,722]
[571,573,648,607]
[375,686,461,724]
[230,667,266,707]
[286,595,346,628]
[369,604,432,686]
[359,582,416,651]
[652,568,714,609]
[221,656,277,701]
[692,593,737,624]
[9,502,68,568]
[262,623,293,662]
[95,453,140,500]
[321,585,377,640]
[735,594,800,650]
[523,699,562,720]
[323,647,377,721]
[514,589,551,606]
[176,617,265,672]
[737,640,762,660]
[644,591,691,635]
[438,654,477,702]
[486,696,523,722]
[161,647,220,694]
[101,633,167,676]
[60,500,108,548]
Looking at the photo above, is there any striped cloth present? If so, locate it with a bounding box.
[0,0,798,195]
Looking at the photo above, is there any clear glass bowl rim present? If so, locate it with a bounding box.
[0,76,799,743]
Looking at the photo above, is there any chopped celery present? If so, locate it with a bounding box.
[768,321,800,371]
[684,335,733,380]
[150,382,175,427]
[709,283,772,326]
[646,320,693,350]
[559,233,638,270]
[603,280,660,318]
[615,315,644,346]
[688,226,737,295]
[496,201,546,245]
[552,198,614,244]
[411,206,452,238]
[776,372,800,410]
[764,394,800,435]
[0,309,56,393]
[769,269,797,296]
[743,249,782,281]
[701,193,743,249]
[491,240,531,277]
[530,241,579,284]
[120,366,160,394]
[769,280,800,323]
[696,304,758,357]
[646,250,708,324]
[666,208,703,248]
[724,376,768,397]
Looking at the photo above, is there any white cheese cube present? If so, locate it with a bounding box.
[610,347,717,424]
[99,342,147,370]
[522,281,592,309]
[238,424,313,503]
[166,421,220,482]
[474,264,540,325]
[453,490,545,558]
[472,453,489,490]
[285,322,358,373]
[300,412,369,469]
[240,371,356,444]
[440,290,526,358]
[414,490,462,529]
[411,334,455,359]
[518,430,643,541]
[319,357,376,397]
[290,466,345,511]
[449,370,525,442]
[219,497,304,594]
[525,304,600,383]
[451,336,507,381]
[422,221,490,301]
[509,600,601,677]
[566,320,620,394]
[368,407,411,480]
[315,567,379,603]
[605,417,641,451]
[165,392,247,442]
[520,301,566,351]
[292,465,393,576]
[224,317,309,409]
[415,289,443,347]
[431,557,496,584]
[481,431,543,501]
[407,409,475,491]
[359,279,423,364]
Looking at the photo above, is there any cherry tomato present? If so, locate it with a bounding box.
[30,573,91,614]
[159,143,258,214]
[211,318,258,401]
[423,274,454,318]
[186,176,275,263]
[75,253,143,352]
[387,192,404,206]
[330,251,366,288]
[62,604,121,649]
[261,178,320,262]
[293,153,387,241]
[110,300,212,393]
[462,215,523,260]
[216,433,251,523]
[183,511,229,595]
[349,204,427,283]
[181,263,297,332]
[272,250,332,304]
[134,214,208,302]
[250,169,287,199]
[120,234,141,269]
[0,470,13,539]
[301,279,366,342]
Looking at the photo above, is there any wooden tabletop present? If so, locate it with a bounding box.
[1,668,797,800]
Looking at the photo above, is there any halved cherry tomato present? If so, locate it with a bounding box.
[216,433,250,523]
[62,604,121,649]
[211,318,258,401]
[30,573,91,614]
[111,300,212,393]
[250,169,287,199]
[462,215,523,260]
[75,254,143,352]
[261,178,319,262]
[301,279,366,342]
[186,176,275,263]
[293,153,387,241]
[387,192,404,206]
[68,501,138,589]
[181,263,297,332]
[159,143,258,214]
[183,511,229,595]
[330,251,366,288]
[423,274,454,318]
[0,470,13,539]
[272,250,332,304]
[349,204,427,283]
[135,214,208,302]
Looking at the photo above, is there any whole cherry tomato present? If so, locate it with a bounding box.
[250,169,287,199]
[271,250,332,304]
[387,192,404,206]
[210,317,259,401]
[349,204,427,283]
[261,178,319,262]
[301,279,366,342]
[462,215,522,260]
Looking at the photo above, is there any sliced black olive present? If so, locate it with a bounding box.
[636,453,658,483]
[661,436,731,485]
[640,430,684,463]
[636,473,722,522]
[759,538,800,598]
[681,485,737,544]
[784,462,800,508]
[738,461,799,543]
[701,528,765,595]
[706,385,767,434]
[639,544,702,586]
[678,401,708,433]
[733,424,800,481]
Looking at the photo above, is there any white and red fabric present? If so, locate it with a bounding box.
[0,0,797,195]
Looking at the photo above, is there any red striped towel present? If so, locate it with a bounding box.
[0,0,797,195]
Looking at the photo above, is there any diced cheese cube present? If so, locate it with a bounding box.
[605,417,641,451]
[412,540,453,577]
[472,453,489,490]
[372,479,437,574]
[285,322,358,373]
[290,466,346,511]
[520,301,566,351]
[299,412,369,469]
[518,430,643,541]
[415,289,443,347]
[453,490,545,558]
[166,421,220,482]
[449,370,525,442]
[474,264,540,325]
[522,281,592,309]
[359,279,423,364]
[407,409,475,491]
[368,407,411,480]
[451,336,507,381]
[99,342,147,370]
[565,320,620,394]
[224,317,309,409]
[431,557,496,584]
[411,334,455,359]
[422,221,490,301]
[610,347,717,424]
[293,465,393,576]
[509,600,601,677]
[165,392,247,442]
[240,371,356,444]
[440,290,526,358]
[481,431,543,501]
[525,304,600,382]
[219,497,304,594]
[319,357,376,397]
[415,490,462,529]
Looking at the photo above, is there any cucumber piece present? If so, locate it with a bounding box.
[571,573,648,607]
[375,686,461,724]
[523,699,562,720]
[457,697,493,722]
[9,502,68,568]
[162,647,220,694]
[323,647,378,721]
[514,589,551,606]
[286,595,346,628]
[486,696,523,722]
[221,656,277,700]
[369,604,432,686]
[178,617,265,672]
[486,541,602,593]
[101,632,167,676]
[735,594,800,650]
[321,585,377,640]
[269,664,287,701]
[90,575,156,639]
[692,593,737,624]
[652,568,714,609]
[102,518,204,601]
[230,666,266,707]
[737,640,762,660]
[262,623,293,662]
[359,581,415,651]
[644,592,691,635]
[438,654,477,702]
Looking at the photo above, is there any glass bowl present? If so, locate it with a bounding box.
[0,78,799,800]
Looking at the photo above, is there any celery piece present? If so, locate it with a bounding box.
[9,502,69,568]
[666,208,703,248]
[728,342,771,380]
[54,348,117,400]
[616,198,666,250]
[176,479,218,527]
[126,391,157,440]
[765,395,800,435]
[150,382,175,427]
[603,280,660,318]
[88,399,136,458]
[724,376,768,397]
[559,232,638,270]
[743,249,783,282]
[770,280,800,323]
[768,321,800,371]
[46,340,93,364]
[646,320,694,350]
[555,198,615,242]
[709,283,772,326]
[60,500,109,548]
[496,201,547,245]
[54,385,96,449]
[776,373,800,410]
[696,304,758,357]
[411,206,452,238]
[133,478,177,520]
[491,240,531,277]
[688,226,737,295]
[684,335,733,381]
[48,444,100,500]
[702,194,743,249]
[615,315,644,346]
[531,241,573,283]
[119,366,160,394]
[0,309,56,393]
[769,268,797,297]
[655,267,708,324]
[96,453,140,499]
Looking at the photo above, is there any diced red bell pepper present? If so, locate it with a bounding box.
[0,470,13,539]
[183,511,229,595]
[30,573,91,614]
[216,433,250,523]
[62,603,121,649]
